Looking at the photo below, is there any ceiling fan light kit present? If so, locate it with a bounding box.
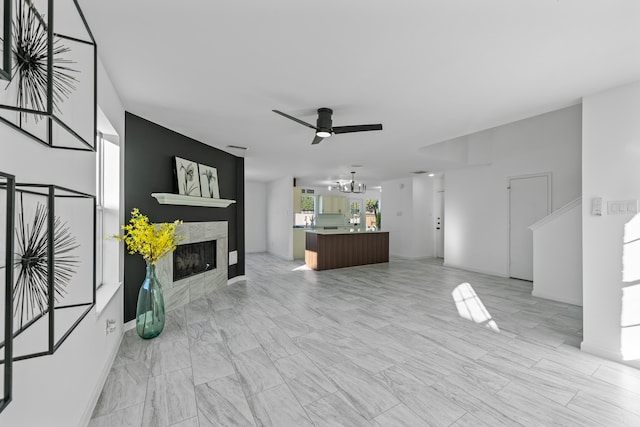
[273,107,382,145]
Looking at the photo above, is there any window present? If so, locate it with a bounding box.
[301,194,315,213]
[366,198,380,230]
[348,200,362,225]
[294,189,317,227]
[96,131,120,289]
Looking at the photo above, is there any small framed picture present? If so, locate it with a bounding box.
[174,157,202,196]
[199,163,220,199]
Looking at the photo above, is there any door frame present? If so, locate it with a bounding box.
[507,172,552,279]
[434,190,445,258]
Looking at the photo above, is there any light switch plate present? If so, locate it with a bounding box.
[591,197,603,216]
[229,250,238,265]
[607,200,638,215]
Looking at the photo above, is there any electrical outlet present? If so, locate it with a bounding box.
[229,250,238,265]
[106,319,116,334]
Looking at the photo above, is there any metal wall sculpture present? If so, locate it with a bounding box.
[0,0,96,151]
[0,0,98,415]
[0,0,11,80]
[2,183,95,362]
[0,172,15,414]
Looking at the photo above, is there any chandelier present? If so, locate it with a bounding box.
[334,171,366,194]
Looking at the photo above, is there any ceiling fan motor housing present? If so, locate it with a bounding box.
[272,107,382,144]
[317,108,333,133]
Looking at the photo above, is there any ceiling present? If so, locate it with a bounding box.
[78,0,640,188]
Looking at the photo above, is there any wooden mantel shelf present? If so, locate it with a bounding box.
[151,193,236,208]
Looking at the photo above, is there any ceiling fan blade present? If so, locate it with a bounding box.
[332,124,383,134]
[311,135,325,145]
[272,110,317,130]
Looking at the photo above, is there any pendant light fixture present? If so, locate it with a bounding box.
[338,171,366,194]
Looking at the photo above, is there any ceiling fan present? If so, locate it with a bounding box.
[272,107,383,145]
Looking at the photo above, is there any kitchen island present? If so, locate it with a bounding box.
[305,230,389,271]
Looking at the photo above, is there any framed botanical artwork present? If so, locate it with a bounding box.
[199,164,220,199]
[174,157,202,197]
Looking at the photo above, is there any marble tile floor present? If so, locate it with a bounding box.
[89,254,640,426]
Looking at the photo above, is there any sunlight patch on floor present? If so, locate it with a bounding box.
[292,264,312,271]
[452,282,500,332]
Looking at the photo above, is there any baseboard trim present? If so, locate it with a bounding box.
[228,275,247,286]
[442,262,507,278]
[124,318,136,331]
[390,254,437,261]
[580,341,640,369]
[532,289,582,307]
[581,341,622,362]
[79,329,124,427]
[266,251,294,261]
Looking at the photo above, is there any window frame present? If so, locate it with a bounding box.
[95,131,120,289]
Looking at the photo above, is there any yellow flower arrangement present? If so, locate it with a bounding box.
[115,208,183,265]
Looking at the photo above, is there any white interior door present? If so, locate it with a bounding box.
[435,191,444,258]
[509,174,550,281]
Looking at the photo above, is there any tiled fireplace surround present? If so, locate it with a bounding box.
[155,221,228,312]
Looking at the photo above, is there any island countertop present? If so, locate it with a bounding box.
[304,229,387,235]
[305,230,389,271]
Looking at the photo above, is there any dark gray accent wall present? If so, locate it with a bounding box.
[124,112,245,322]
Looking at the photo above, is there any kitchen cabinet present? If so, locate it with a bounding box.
[293,228,306,259]
[320,195,347,214]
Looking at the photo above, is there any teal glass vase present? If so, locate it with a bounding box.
[136,262,165,339]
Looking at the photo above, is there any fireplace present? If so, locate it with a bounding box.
[155,221,228,312]
[173,240,217,281]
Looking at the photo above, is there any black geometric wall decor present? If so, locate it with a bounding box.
[0,0,11,80]
[0,183,94,362]
[0,172,15,414]
[0,0,96,151]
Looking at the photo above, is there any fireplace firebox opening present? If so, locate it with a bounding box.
[173,240,217,281]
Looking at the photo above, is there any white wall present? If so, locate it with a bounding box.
[97,58,125,140]
[582,81,640,367]
[0,58,126,426]
[266,176,293,260]
[381,175,436,259]
[444,105,582,276]
[381,177,414,257]
[531,199,582,306]
[245,180,267,252]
